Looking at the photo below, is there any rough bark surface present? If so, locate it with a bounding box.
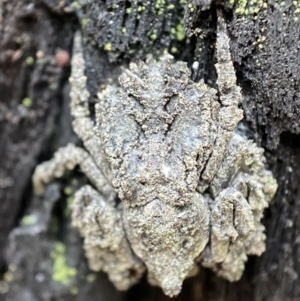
[0,0,299,301]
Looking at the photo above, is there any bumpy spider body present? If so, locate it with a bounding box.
[33,14,277,297]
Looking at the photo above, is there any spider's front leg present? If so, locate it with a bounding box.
[69,32,112,183]
[71,185,145,290]
[33,32,116,200]
[198,12,243,191]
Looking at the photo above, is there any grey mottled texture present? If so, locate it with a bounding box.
[32,13,277,298]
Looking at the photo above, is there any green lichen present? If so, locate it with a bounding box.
[255,35,267,50]
[22,214,37,225]
[51,242,77,285]
[25,56,34,65]
[64,195,74,217]
[188,3,195,12]
[168,3,185,43]
[229,0,268,15]
[293,0,300,15]
[81,18,89,28]
[137,5,145,12]
[176,22,185,41]
[150,30,158,40]
[63,186,74,216]
[155,0,165,9]
[86,273,96,283]
[64,186,73,196]
[3,272,13,283]
[22,97,32,107]
[67,196,73,206]
[155,0,165,14]
[170,46,178,53]
[71,1,81,9]
[104,43,112,51]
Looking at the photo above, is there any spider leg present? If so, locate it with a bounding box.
[69,32,112,182]
[209,187,254,262]
[215,10,243,107]
[197,12,243,191]
[71,184,145,290]
[201,187,254,280]
[201,132,277,281]
[32,144,115,202]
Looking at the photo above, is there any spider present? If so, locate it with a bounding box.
[33,12,277,297]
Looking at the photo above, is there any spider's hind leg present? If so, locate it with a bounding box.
[71,184,145,290]
[32,144,115,202]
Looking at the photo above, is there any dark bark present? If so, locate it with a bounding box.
[0,0,75,268]
[0,0,299,300]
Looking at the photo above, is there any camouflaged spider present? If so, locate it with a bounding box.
[33,12,277,297]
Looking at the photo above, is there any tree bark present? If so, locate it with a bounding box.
[0,0,299,300]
